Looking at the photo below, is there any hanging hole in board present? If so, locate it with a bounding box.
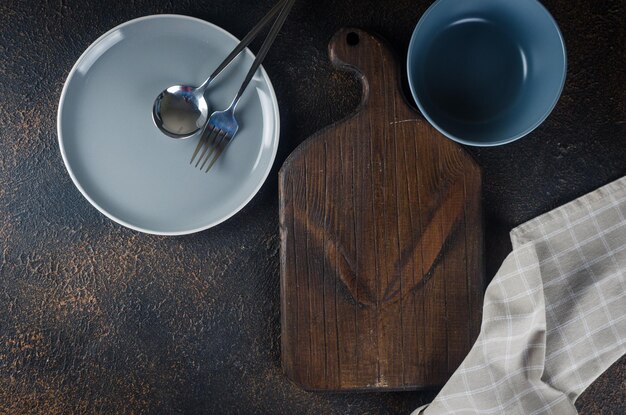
[347,32,360,46]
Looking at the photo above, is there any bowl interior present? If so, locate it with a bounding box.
[408,0,566,146]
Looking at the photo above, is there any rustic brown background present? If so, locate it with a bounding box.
[0,0,624,414]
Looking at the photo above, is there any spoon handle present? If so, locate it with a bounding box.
[200,0,291,89]
[231,0,295,109]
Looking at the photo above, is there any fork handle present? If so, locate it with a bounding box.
[231,0,296,109]
[200,0,291,90]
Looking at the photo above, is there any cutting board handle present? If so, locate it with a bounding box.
[329,28,407,113]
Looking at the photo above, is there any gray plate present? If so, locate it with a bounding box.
[58,15,280,235]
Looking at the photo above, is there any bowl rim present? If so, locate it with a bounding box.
[406,0,567,147]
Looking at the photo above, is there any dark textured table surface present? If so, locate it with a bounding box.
[0,0,624,414]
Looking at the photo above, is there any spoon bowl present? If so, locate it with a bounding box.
[152,85,209,139]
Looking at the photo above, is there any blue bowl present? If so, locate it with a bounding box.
[407,0,566,146]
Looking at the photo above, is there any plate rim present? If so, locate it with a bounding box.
[57,14,280,236]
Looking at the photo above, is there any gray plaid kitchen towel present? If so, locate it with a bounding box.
[413,176,626,415]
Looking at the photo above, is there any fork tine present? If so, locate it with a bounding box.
[205,134,232,173]
[194,128,220,168]
[190,126,212,165]
[192,126,217,167]
[199,129,226,170]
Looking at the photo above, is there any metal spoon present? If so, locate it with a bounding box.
[152,0,289,139]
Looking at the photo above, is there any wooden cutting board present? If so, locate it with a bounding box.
[279,28,484,391]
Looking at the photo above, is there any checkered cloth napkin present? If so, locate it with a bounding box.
[413,176,626,415]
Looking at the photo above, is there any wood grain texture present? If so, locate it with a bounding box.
[279,28,484,391]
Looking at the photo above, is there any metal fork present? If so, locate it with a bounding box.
[191,0,295,172]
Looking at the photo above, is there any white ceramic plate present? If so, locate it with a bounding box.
[58,15,280,235]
